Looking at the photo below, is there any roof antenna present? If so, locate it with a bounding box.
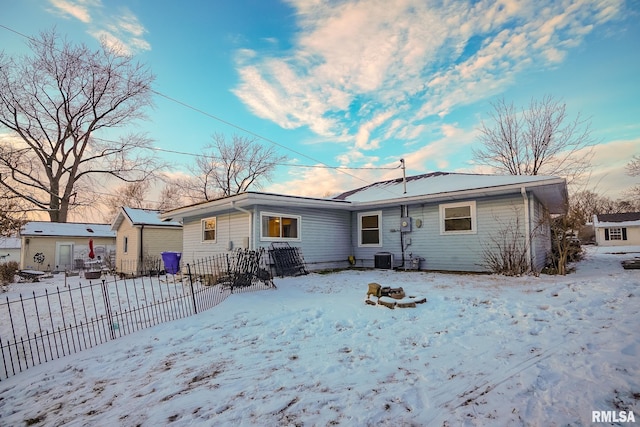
[400,158,406,194]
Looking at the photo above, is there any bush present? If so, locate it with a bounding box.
[0,261,20,285]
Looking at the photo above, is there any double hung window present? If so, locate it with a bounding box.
[202,218,217,242]
[440,201,476,234]
[358,211,382,246]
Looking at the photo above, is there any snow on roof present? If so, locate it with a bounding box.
[334,172,563,202]
[123,207,182,227]
[0,237,20,249]
[21,222,115,238]
[594,212,640,227]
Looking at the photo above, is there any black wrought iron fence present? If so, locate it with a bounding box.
[0,249,274,380]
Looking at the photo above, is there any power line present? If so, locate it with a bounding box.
[0,23,406,198]
[149,146,401,170]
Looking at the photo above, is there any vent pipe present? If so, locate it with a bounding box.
[400,158,407,194]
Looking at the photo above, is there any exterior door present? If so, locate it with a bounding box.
[56,242,74,271]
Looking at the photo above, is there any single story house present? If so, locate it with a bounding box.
[20,222,116,271]
[111,207,183,275]
[593,212,640,246]
[0,236,21,264]
[161,172,567,273]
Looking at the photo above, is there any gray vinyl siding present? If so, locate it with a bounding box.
[352,195,530,272]
[350,207,402,268]
[531,195,551,271]
[182,206,352,271]
[181,211,251,266]
[253,205,352,271]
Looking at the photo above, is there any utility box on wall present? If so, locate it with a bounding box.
[400,217,412,232]
[374,252,394,269]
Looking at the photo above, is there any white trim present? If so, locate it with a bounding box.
[522,187,531,271]
[358,211,383,247]
[259,211,302,242]
[201,217,217,243]
[439,201,477,235]
[55,241,75,269]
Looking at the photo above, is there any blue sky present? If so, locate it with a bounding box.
[1,0,639,204]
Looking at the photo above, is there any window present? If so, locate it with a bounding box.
[202,218,216,242]
[440,201,476,234]
[605,227,627,241]
[123,236,128,253]
[358,211,382,246]
[260,213,300,240]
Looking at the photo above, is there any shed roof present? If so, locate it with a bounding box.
[21,222,116,238]
[111,207,182,230]
[0,237,21,249]
[594,212,640,227]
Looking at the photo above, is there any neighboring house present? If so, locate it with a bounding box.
[0,237,21,264]
[593,212,640,246]
[111,207,183,275]
[161,172,567,273]
[20,222,116,271]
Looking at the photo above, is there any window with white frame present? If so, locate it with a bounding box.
[358,211,382,246]
[606,227,626,241]
[260,213,300,240]
[202,217,217,242]
[440,201,476,234]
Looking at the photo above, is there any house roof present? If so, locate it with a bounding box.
[111,207,182,230]
[333,172,567,213]
[593,212,640,227]
[0,237,21,249]
[161,192,351,221]
[161,172,568,220]
[21,222,116,238]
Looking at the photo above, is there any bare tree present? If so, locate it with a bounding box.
[155,181,186,212]
[176,133,287,202]
[0,191,26,237]
[627,154,640,176]
[0,29,160,222]
[625,154,640,200]
[473,95,594,183]
[102,181,154,222]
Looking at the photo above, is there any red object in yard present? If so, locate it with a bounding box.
[88,239,95,259]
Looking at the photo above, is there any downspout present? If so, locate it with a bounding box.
[139,225,144,275]
[230,201,254,250]
[521,187,531,272]
[399,205,407,269]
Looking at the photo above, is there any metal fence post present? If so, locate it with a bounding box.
[101,279,115,340]
[187,264,197,314]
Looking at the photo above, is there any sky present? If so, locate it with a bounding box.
[1,0,639,210]
[0,245,638,425]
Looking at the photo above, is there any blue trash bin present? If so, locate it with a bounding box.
[161,251,182,274]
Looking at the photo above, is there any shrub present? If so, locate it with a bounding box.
[481,214,532,276]
[0,261,20,285]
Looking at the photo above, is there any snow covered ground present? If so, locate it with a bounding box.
[0,245,639,426]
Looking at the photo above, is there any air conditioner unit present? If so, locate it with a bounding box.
[374,252,394,269]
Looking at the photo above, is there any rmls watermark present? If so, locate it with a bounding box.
[592,410,636,423]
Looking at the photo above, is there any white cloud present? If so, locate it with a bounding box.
[580,139,639,198]
[48,0,96,23]
[355,111,395,150]
[401,124,479,173]
[95,8,150,54]
[47,1,151,54]
[231,0,625,194]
